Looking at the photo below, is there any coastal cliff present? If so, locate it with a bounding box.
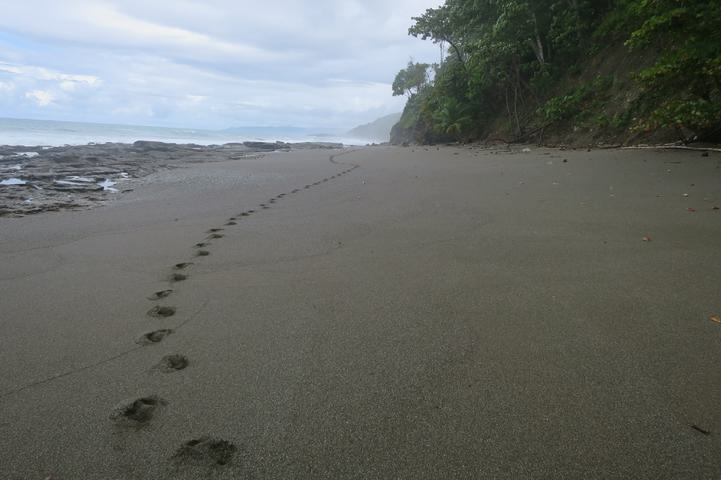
[391,0,721,146]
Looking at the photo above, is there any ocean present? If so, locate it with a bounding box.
[0,117,363,147]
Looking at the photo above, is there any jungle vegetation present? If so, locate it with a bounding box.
[391,0,721,144]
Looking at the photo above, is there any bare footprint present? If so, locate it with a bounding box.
[196,250,210,257]
[147,306,176,318]
[156,354,189,372]
[173,437,237,466]
[138,329,173,345]
[148,290,173,300]
[207,233,224,239]
[226,221,237,226]
[170,273,188,282]
[207,228,223,233]
[195,242,208,248]
[110,395,167,426]
[175,263,193,270]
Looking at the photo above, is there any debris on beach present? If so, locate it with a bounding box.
[710,315,721,324]
[642,236,652,242]
[691,424,712,436]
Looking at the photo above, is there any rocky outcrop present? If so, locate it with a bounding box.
[0,141,344,217]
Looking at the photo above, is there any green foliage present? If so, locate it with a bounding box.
[540,76,612,123]
[627,0,721,138]
[392,0,721,143]
[392,61,431,98]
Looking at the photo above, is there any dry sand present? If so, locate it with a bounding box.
[1,145,720,479]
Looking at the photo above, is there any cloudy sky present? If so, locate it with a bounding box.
[0,0,442,131]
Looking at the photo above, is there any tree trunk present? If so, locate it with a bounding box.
[513,66,522,137]
[529,12,546,66]
[446,39,467,70]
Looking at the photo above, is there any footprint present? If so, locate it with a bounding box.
[269,199,276,204]
[261,206,270,210]
[226,221,237,226]
[208,233,224,239]
[259,203,267,207]
[207,228,223,233]
[196,250,210,257]
[110,395,167,426]
[195,242,208,248]
[156,354,189,372]
[147,306,176,318]
[173,437,237,466]
[239,212,250,217]
[292,189,300,193]
[148,290,173,300]
[304,186,310,189]
[170,273,188,282]
[175,263,193,270]
[138,329,173,345]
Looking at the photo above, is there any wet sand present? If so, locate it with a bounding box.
[1,145,720,478]
[0,141,341,217]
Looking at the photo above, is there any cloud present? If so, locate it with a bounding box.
[0,0,442,128]
[0,80,14,93]
[25,89,55,106]
[77,3,279,62]
[0,62,100,85]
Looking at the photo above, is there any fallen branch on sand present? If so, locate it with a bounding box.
[622,145,721,153]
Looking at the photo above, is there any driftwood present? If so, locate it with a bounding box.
[622,145,721,153]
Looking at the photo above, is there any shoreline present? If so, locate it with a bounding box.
[0,140,343,217]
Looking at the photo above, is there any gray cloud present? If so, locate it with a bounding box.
[0,0,441,129]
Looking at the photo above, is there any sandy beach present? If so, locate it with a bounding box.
[1,145,720,479]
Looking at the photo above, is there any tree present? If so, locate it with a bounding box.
[393,0,719,144]
[409,4,467,66]
[392,61,431,98]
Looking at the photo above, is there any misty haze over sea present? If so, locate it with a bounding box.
[0,118,366,147]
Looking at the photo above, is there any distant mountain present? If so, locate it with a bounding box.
[347,113,402,142]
